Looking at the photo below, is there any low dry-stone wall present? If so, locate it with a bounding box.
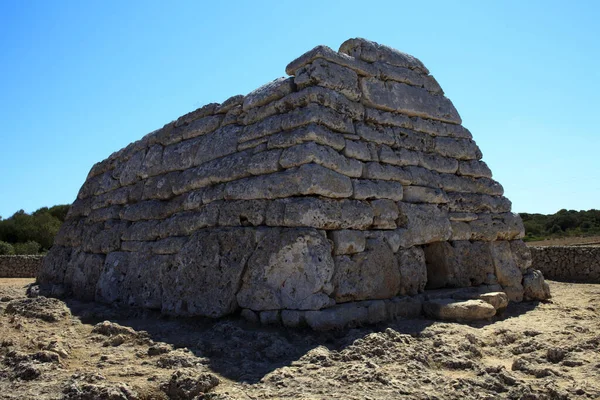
[0,255,44,278]
[37,38,549,329]
[530,246,600,283]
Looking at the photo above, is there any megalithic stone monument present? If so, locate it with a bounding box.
[38,38,550,329]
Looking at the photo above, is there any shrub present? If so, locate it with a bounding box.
[13,241,41,255]
[0,240,14,255]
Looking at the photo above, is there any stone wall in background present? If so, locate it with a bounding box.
[0,255,44,278]
[530,246,600,283]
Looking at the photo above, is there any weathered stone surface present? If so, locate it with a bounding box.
[441,175,504,196]
[419,152,459,174]
[363,162,412,185]
[333,239,401,302]
[280,103,355,134]
[459,160,492,178]
[397,246,427,296]
[355,122,395,146]
[224,164,353,200]
[329,230,366,255]
[360,78,461,124]
[352,179,403,201]
[295,58,361,101]
[447,192,512,213]
[371,199,399,229]
[180,115,223,140]
[394,127,435,152]
[396,203,451,248]
[217,200,267,227]
[246,85,364,125]
[344,140,375,161]
[510,240,533,272]
[280,142,363,177]
[403,186,448,204]
[523,269,551,301]
[159,229,254,317]
[236,228,335,311]
[423,241,495,289]
[216,94,244,114]
[478,292,509,311]
[267,123,345,151]
[490,241,524,302]
[243,77,295,111]
[423,299,496,321]
[339,38,429,74]
[280,198,373,230]
[434,137,482,160]
[285,44,377,77]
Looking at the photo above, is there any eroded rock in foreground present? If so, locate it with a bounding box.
[37,38,550,328]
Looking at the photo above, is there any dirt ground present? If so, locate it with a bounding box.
[0,278,599,400]
[527,236,600,247]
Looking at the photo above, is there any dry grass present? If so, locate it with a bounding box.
[526,235,600,247]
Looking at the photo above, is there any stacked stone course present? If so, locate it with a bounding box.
[0,255,44,278]
[38,38,544,328]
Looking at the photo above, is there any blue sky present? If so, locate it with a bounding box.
[0,0,598,217]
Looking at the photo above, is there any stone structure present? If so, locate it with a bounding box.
[530,246,600,283]
[0,255,44,278]
[37,38,549,328]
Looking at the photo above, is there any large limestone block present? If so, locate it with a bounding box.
[447,192,512,214]
[423,299,496,321]
[396,203,452,248]
[224,164,353,200]
[245,86,364,126]
[279,142,363,177]
[490,241,524,302]
[69,252,105,301]
[522,269,551,301]
[371,199,399,229]
[360,77,461,124]
[510,240,533,272]
[236,228,335,311]
[280,103,355,134]
[403,186,449,204]
[352,179,404,201]
[37,246,72,287]
[295,58,361,101]
[355,122,396,146]
[329,230,366,255]
[397,246,427,295]
[434,137,482,160]
[339,38,429,74]
[173,151,253,194]
[243,77,295,111]
[267,123,345,151]
[285,44,377,77]
[162,229,257,317]
[95,252,168,310]
[333,239,401,302]
[281,197,374,230]
[458,160,493,178]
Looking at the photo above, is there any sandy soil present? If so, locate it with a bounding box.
[527,236,600,247]
[0,278,599,400]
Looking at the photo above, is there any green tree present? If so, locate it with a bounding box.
[13,240,40,255]
[0,241,14,255]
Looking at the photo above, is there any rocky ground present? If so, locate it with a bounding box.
[0,278,598,399]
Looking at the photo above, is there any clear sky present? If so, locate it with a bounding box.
[0,0,598,218]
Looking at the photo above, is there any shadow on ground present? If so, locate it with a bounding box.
[62,295,542,384]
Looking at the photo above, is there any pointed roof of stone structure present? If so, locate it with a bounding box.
[37,38,549,330]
